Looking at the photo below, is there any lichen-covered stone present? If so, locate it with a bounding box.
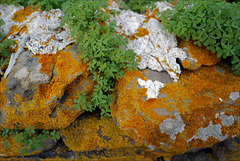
[0,5,75,78]
[60,113,144,152]
[111,62,240,155]
[0,45,93,130]
[177,38,221,70]
[108,2,187,82]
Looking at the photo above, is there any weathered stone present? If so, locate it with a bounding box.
[0,5,75,78]
[111,62,240,155]
[211,136,240,161]
[178,38,221,70]
[0,45,93,130]
[108,1,187,82]
[60,112,145,152]
[168,148,215,161]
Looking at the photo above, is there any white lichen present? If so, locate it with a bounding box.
[14,67,29,79]
[108,2,187,82]
[215,112,234,127]
[138,78,165,99]
[187,121,228,142]
[229,92,239,101]
[159,111,185,141]
[0,5,75,78]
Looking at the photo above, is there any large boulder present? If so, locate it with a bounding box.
[0,5,93,130]
[108,1,239,155]
[0,44,93,130]
[111,62,240,155]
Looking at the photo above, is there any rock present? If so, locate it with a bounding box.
[0,44,93,130]
[111,62,240,155]
[168,148,215,161]
[0,5,75,78]
[60,112,144,152]
[211,136,240,161]
[0,5,92,130]
[177,38,221,70]
[108,1,187,82]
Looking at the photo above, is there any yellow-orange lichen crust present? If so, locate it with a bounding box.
[60,113,143,151]
[60,113,166,160]
[178,38,221,69]
[0,78,6,109]
[0,134,22,157]
[0,133,44,157]
[0,45,93,130]
[11,6,40,23]
[111,62,240,155]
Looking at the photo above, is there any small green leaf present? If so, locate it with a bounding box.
[3,141,10,149]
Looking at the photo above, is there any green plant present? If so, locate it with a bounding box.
[0,0,65,11]
[158,0,240,74]
[120,0,176,13]
[1,126,60,157]
[120,0,160,13]
[0,19,15,68]
[61,0,138,118]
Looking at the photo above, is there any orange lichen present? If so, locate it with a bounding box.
[0,45,93,130]
[130,35,137,41]
[44,13,51,19]
[5,25,18,38]
[143,8,160,23]
[182,60,190,68]
[126,27,150,41]
[178,38,221,66]
[0,78,7,109]
[13,94,23,104]
[11,6,39,23]
[135,27,150,37]
[0,134,22,156]
[60,113,144,152]
[111,62,240,155]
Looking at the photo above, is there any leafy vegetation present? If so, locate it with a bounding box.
[1,126,60,157]
[0,19,15,69]
[61,0,138,118]
[158,0,240,74]
[0,0,64,11]
[120,0,162,13]
[120,0,178,13]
